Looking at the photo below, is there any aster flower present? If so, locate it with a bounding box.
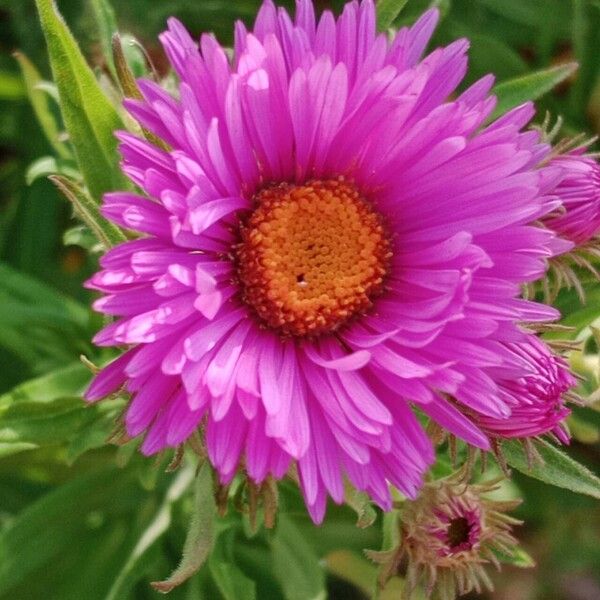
[85,0,573,523]
[468,335,574,445]
[530,133,600,300]
[367,473,522,600]
[544,151,600,246]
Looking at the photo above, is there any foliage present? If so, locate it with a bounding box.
[0,0,599,599]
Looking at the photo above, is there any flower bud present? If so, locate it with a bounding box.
[475,336,574,444]
[369,473,522,600]
[545,152,600,246]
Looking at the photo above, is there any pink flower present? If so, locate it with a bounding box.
[545,152,600,245]
[473,336,574,443]
[369,473,522,598]
[85,0,573,523]
[430,505,482,558]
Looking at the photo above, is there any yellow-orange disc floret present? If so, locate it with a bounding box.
[236,179,392,337]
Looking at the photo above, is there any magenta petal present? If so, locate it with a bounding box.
[420,397,490,450]
[85,350,135,402]
[84,0,576,524]
[304,343,371,371]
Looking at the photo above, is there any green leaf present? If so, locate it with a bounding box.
[568,414,600,444]
[0,262,93,372]
[210,560,256,600]
[344,487,377,528]
[0,396,91,446]
[152,463,217,593]
[112,33,143,100]
[0,360,124,459]
[89,0,118,76]
[431,0,452,19]
[64,404,122,463]
[491,63,579,120]
[0,262,89,328]
[477,0,542,26]
[119,34,149,79]
[63,224,102,252]
[462,32,527,82]
[495,546,536,569]
[0,466,194,599]
[50,174,127,248]
[209,534,257,600]
[503,439,600,500]
[0,467,144,596]
[35,0,128,201]
[0,363,89,409]
[14,52,71,159]
[325,550,392,598]
[105,467,195,600]
[35,80,60,103]
[271,515,326,600]
[25,155,79,185]
[551,287,600,337]
[376,0,409,32]
[0,441,38,458]
[112,33,169,150]
[0,69,26,100]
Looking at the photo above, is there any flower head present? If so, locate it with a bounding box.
[470,335,574,443]
[370,474,522,600]
[86,0,573,522]
[544,152,600,246]
[530,148,600,301]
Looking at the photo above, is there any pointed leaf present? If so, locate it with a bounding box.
[0,69,25,100]
[35,0,128,201]
[105,468,195,600]
[477,0,542,26]
[50,174,127,248]
[344,487,377,528]
[112,33,169,150]
[119,34,149,78]
[381,510,400,551]
[0,396,91,447]
[503,439,600,500]
[552,287,600,336]
[209,537,257,600]
[376,0,409,31]
[569,414,600,444]
[0,263,89,326]
[89,0,118,76]
[112,33,143,100]
[271,515,326,600]
[63,224,102,252]
[495,547,536,569]
[0,362,124,457]
[0,363,89,409]
[14,52,71,159]
[210,562,256,600]
[491,63,579,120]
[0,262,92,371]
[35,80,60,102]
[151,463,216,593]
[25,156,79,185]
[0,441,38,458]
[0,467,147,597]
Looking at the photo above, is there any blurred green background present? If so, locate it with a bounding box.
[0,1,599,599]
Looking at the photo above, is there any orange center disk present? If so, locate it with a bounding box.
[236,179,392,337]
